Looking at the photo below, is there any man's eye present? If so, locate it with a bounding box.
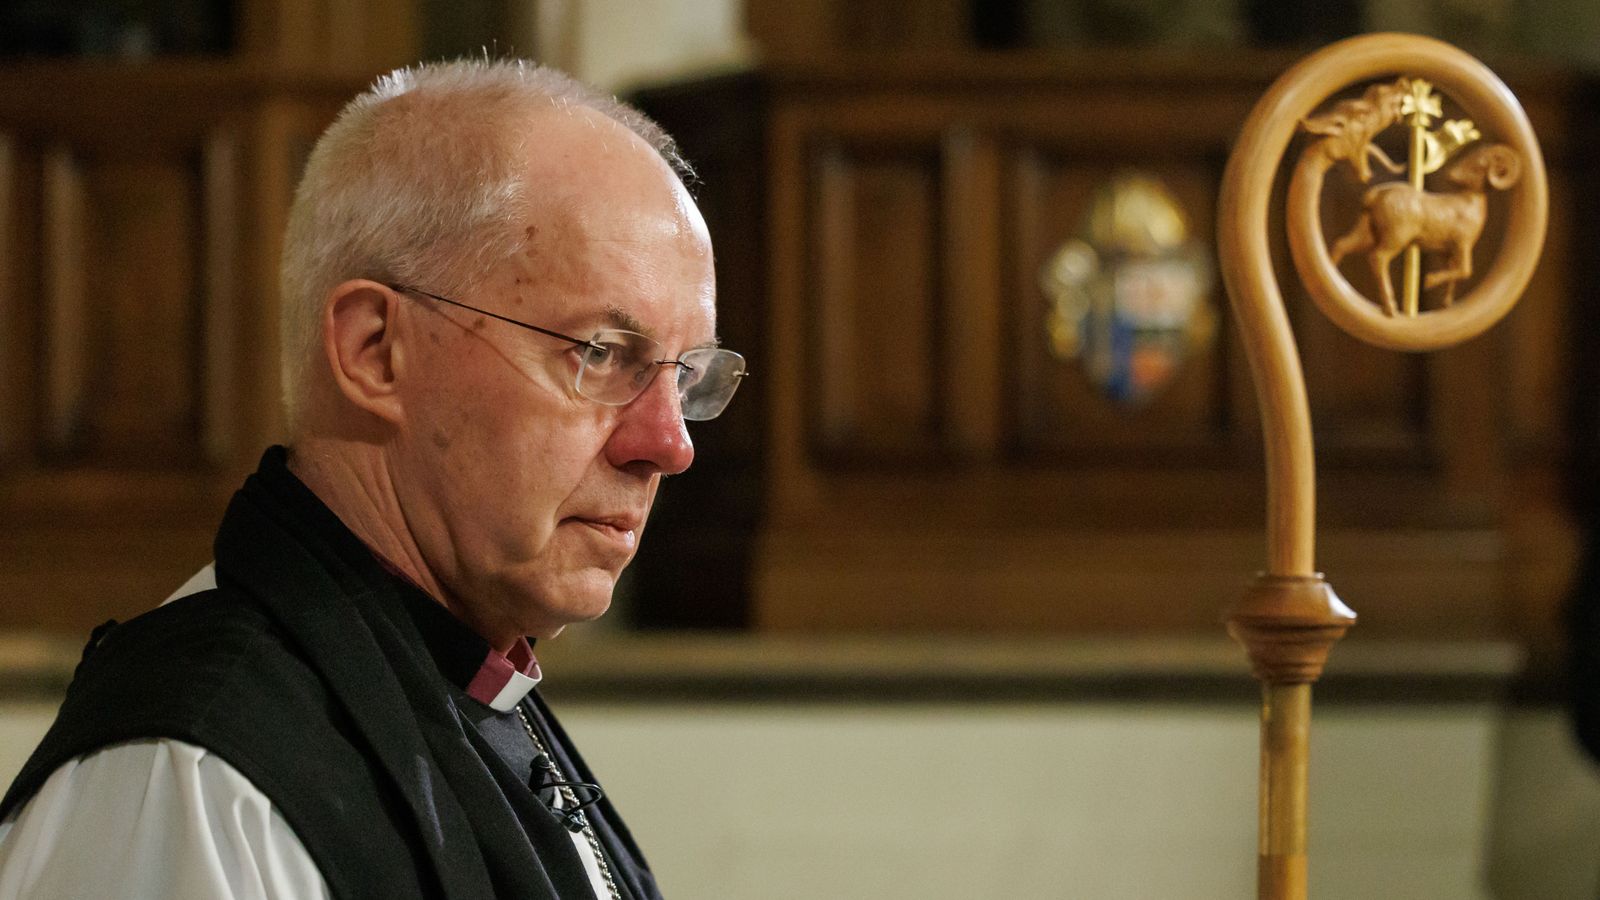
[588,339,643,374]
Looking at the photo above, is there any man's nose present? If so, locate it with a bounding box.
[604,368,695,475]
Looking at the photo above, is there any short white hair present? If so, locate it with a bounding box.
[278,58,691,435]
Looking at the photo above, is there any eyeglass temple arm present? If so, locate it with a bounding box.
[387,283,603,351]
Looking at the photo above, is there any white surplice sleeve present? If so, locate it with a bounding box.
[0,738,331,900]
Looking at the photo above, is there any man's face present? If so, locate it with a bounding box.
[390,109,717,642]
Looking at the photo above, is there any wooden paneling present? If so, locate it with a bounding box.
[1295,260,1431,465]
[0,0,418,635]
[202,129,243,465]
[14,104,260,472]
[40,147,88,459]
[749,56,1594,639]
[941,129,1004,462]
[747,0,970,60]
[237,0,417,72]
[756,527,1503,636]
[1506,164,1576,459]
[0,65,363,632]
[0,132,17,463]
[69,155,204,466]
[809,143,944,462]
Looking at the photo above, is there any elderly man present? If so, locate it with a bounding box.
[0,59,742,899]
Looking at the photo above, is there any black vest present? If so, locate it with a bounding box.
[1,448,661,900]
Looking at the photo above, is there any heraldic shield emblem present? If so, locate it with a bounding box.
[1039,173,1215,406]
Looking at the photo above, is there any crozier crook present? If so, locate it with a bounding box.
[1215,34,1547,900]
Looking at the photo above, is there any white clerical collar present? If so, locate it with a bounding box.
[464,638,543,712]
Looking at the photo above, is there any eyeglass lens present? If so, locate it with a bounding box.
[575,331,745,421]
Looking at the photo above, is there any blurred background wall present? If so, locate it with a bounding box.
[3,0,1600,896]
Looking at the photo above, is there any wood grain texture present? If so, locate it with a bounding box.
[941,129,1003,461]
[809,146,942,461]
[748,0,969,59]
[1259,683,1311,898]
[0,64,361,632]
[202,128,242,466]
[0,133,17,463]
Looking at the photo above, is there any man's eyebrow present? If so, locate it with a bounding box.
[603,304,722,349]
[603,305,652,337]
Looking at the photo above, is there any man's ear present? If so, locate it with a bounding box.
[322,280,405,424]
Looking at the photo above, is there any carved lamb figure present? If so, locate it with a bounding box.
[1329,143,1521,316]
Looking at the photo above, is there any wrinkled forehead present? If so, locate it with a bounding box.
[502,117,716,336]
[534,183,707,255]
[514,204,715,328]
[526,109,699,215]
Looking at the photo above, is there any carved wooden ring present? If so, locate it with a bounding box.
[1279,35,1547,351]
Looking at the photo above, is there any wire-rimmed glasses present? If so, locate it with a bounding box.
[388,283,747,421]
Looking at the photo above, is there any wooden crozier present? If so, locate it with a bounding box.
[1216,33,1547,900]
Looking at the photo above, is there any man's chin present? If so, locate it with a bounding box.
[521,573,616,638]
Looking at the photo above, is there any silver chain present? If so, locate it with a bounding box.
[517,705,622,900]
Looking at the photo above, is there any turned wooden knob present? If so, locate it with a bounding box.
[1226,574,1356,684]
